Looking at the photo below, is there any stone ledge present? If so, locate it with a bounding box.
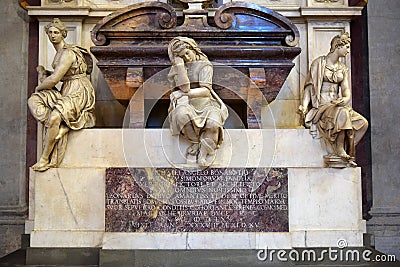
[0,205,27,225]
[0,205,27,217]
[3,247,398,267]
[29,230,365,250]
[98,248,398,267]
[301,6,363,16]
[30,231,104,248]
[60,129,325,168]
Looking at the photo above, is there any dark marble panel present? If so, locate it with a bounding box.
[105,168,288,232]
[262,67,293,103]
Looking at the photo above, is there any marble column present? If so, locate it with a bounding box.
[367,0,400,259]
[0,0,29,258]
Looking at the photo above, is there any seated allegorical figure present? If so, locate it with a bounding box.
[167,37,228,166]
[298,32,368,167]
[28,18,96,172]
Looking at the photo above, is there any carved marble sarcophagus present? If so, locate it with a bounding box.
[91,1,300,128]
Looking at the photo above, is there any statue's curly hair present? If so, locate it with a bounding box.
[168,37,207,63]
[329,32,351,53]
[45,18,67,38]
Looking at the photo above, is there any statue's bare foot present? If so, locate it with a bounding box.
[55,125,69,140]
[32,158,50,172]
[347,159,357,168]
[198,152,216,167]
[186,143,199,156]
[198,157,211,167]
[337,149,351,160]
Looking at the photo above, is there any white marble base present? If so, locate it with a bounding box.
[29,141,365,249]
[30,230,364,249]
[30,231,104,247]
[33,168,105,231]
[102,230,364,250]
[289,168,365,232]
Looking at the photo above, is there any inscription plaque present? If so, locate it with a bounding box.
[105,168,288,232]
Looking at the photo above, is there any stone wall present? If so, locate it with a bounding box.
[367,0,400,258]
[0,0,29,258]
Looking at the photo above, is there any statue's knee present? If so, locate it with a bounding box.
[363,119,369,129]
[27,95,38,109]
[48,111,61,126]
[176,113,191,126]
[205,119,219,131]
[339,109,350,120]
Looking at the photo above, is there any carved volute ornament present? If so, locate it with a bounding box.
[299,32,368,168]
[167,37,228,166]
[28,18,96,172]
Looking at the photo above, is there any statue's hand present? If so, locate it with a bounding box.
[174,56,184,66]
[298,105,307,115]
[170,90,186,102]
[331,98,344,106]
[36,65,46,73]
[36,65,52,83]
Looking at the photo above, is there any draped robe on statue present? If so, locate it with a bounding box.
[304,56,367,154]
[28,44,96,166]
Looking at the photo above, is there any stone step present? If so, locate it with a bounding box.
[1,247,398,267]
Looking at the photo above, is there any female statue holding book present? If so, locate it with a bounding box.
[167,37,228,166]
[28,18,96,171]
[299,32,368,167]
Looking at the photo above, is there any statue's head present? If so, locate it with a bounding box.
[329,32,351,53]
[45,18,68,38]
[168,37,207,63]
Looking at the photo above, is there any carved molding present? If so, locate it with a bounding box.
[91,2,177,46]
[43,0,80,5]
[307,0,347,6]
[214,1,299,46]
[0,205,28,224]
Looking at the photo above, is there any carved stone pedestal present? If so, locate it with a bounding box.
[27,129,366,252]
[323,155,357,168]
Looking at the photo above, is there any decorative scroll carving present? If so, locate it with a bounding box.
[214,1,299,47]
[91,2,177,46]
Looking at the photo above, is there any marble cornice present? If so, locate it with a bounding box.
[301,6,363,16]
[27,5,363,19]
